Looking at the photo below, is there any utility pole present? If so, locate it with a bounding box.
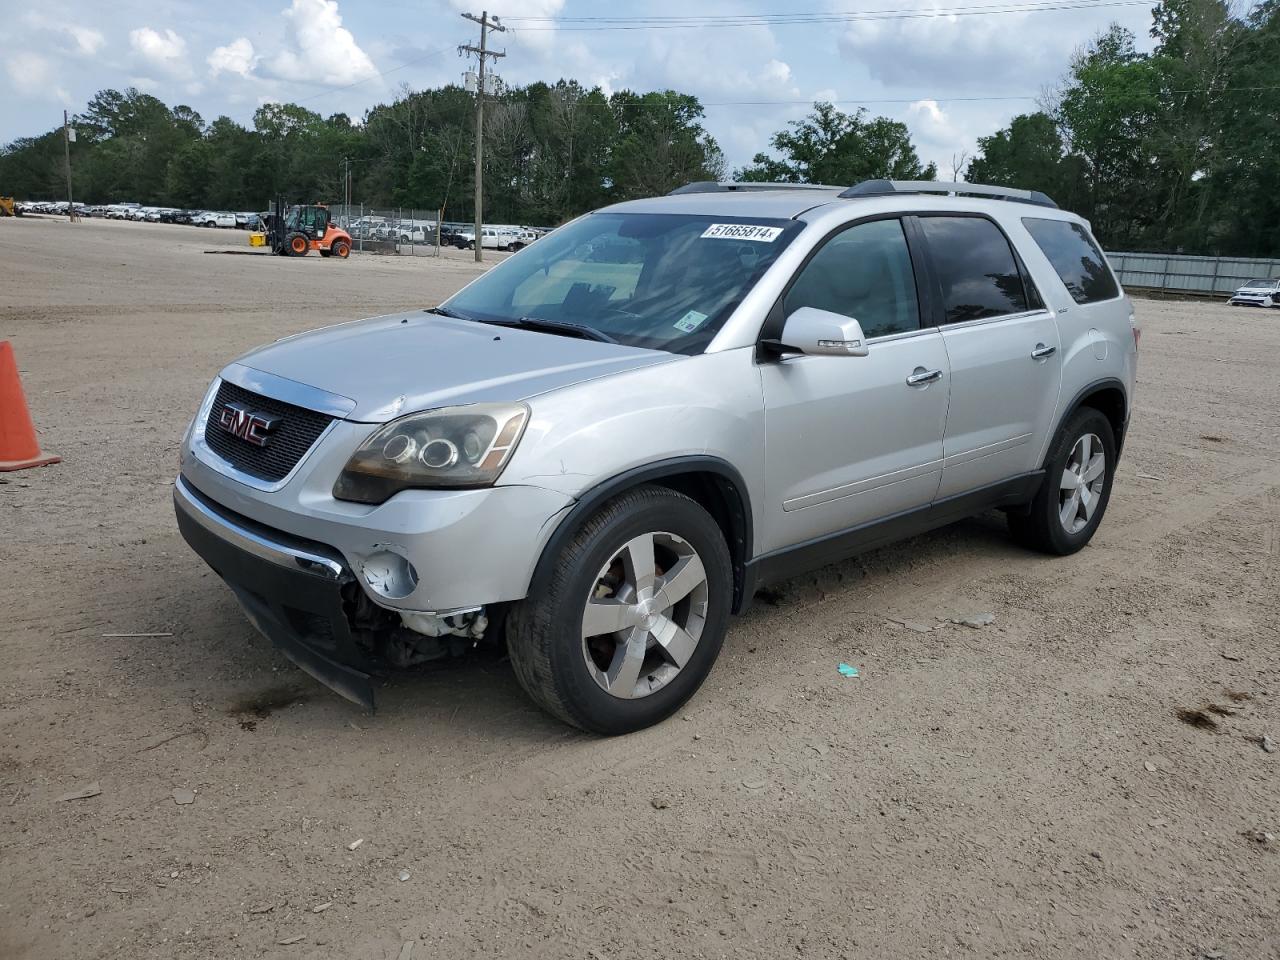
[343,156,352,211]
[460,10,505,263]
[62,110,78,223]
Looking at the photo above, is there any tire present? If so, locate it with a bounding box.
[467,241,475,250]
[331,239,350,259]
[1009,407,1116,555]
[287,233,309,256]
[507,485,733,735]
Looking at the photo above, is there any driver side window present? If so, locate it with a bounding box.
[783,218,921,339]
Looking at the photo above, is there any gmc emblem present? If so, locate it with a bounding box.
[218,401,280,447]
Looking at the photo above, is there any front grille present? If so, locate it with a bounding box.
[204,380,334,482]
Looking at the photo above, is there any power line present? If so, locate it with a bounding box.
[502,0,1151,29]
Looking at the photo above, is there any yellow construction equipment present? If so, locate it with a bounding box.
[0,198,17,217]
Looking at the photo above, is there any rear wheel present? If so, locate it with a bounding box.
[507,485,732,735]
[331,239,350,259]
[1009,407,1116,555]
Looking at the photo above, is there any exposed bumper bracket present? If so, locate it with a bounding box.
[174,474,379,710]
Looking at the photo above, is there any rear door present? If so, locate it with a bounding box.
[916,214,1062,499]
[760,217,949,552]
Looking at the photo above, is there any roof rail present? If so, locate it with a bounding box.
[668,181,843,196]
[839,179,1059,209]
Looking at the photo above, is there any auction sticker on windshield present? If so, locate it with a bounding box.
[700,223,783,242]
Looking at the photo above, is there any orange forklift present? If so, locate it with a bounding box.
[258,198,352,258]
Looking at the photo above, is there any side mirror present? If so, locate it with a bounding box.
[769,306,869,358]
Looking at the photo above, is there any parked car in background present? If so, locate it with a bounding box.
[398,225,434,243]
[235,212,262,230]
[1227,278,1280,307]
[194,211,236,228]
[457,226,522,251]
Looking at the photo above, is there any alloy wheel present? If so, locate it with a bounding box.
[1059,432,1106,534]
[581,531,709,700]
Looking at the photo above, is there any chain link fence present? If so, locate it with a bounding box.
[1109,251,1280,296]
[325,204,545,256]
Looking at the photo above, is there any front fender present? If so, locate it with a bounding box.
[499,345,767,562]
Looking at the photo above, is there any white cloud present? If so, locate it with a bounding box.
[66,25,106,56]
[759,59,792,87]
[130,27,188,69]
[906,98,971,172]
[208,37,259,78]
[5,51,69,102]
[21,13,105,56]
[908,99,959,141]
[837,13,1075,90]
[271,0,377,85]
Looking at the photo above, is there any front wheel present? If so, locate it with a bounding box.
[1009,407,1116,555]
[507,485,732,735]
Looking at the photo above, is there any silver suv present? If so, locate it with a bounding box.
[175,179,1138,734]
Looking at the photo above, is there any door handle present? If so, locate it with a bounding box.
[906,367,943,387]
[1031,343,1057,359]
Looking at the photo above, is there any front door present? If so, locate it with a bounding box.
[914,215,1063,499]
[760,217,949,553]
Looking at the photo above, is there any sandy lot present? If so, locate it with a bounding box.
[1,215,1277,960]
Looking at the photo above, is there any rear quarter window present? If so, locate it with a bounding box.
[1022,217,1120,305]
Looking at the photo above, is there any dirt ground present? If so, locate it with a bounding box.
[1,215,1277,960]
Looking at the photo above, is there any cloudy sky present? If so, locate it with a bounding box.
[3,0,1156,176]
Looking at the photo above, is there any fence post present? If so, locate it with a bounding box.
[1210,256,1220,295]
[1162,257,1171,294]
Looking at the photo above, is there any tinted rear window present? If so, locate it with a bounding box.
[1022,217,1119,305]
[917,216,1028,324]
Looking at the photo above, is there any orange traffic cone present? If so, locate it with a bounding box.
[0,340,60,471]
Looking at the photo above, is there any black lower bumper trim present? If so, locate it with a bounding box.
[174,479,378,710]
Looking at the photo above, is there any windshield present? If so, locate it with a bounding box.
[442,212,802,353]
[1244,280,1272,288]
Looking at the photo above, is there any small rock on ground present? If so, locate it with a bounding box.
[949,613,996,629]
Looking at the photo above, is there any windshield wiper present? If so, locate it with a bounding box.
[426,305,471,319]
[482,316,618,344]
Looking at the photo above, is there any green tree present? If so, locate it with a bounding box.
[606,91,725,199]
[736,102,936,185]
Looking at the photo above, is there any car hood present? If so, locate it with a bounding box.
[229,311,678,423]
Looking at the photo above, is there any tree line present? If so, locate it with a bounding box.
[0,82,729,228]
[1,0,1275,255]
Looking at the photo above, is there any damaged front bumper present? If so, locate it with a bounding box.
[174,474,383,708]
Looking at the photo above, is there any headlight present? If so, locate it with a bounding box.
[333,402,529,504]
